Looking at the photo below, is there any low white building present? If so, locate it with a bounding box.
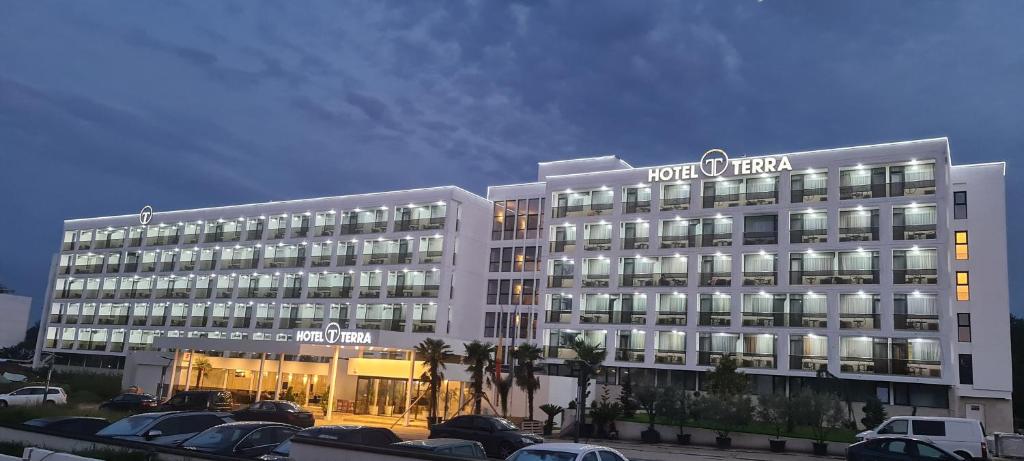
[0,292,32,348]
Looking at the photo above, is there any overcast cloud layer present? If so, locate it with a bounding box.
[1,1,1023,322]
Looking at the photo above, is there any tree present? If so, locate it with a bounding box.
[619,375,637,418]
[633,383,659,430]
[568,337,607,442]
[757,393,791,440]
[861,396,888,430]
[794,389,847,445]
[193,358,212,388]
[495,375,514,417]
[514,343,543,420]
[540,404,564,435]
[706,356,748,396]
[658,387,692,438]
[462,340,495,414]
[699,393,753,439]
[416,338,454,423]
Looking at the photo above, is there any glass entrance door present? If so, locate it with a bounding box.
[354,377,410,416]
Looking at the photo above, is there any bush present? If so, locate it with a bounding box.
[757,393,792,440]
[861,396,887,430]
[698,393,753,438]
[51,371,122,401]
[793,390,847,444]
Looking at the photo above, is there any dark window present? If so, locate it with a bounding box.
[501,248,513,272]
[582,453,599,461]
[959,354,974,385]
[489,249,501,272]
[916,442,951,460]
[912,420,946,436]
[484,313,496,337]
[957,313,971,342]
[892,383,949,408]
[881,440,910,455]
[599,451,626,461]
[954,191,968,219]
[878,420,908,435]
[486,280,498,305]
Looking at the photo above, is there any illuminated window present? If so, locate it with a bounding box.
[955,271,970,301]
[955,231,969,260]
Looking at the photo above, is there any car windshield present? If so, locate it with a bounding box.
[183,426,251,450]
[510,450,579,461]
[494,418,519,431]
[276,402,300,412]
[96,414,161,436]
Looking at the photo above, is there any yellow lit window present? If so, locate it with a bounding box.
[955,231,969,260]
[955,271,970,301]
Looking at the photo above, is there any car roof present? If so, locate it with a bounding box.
[299,425,370,433]
[204,421,296,430]
[886,416,980,423]
[26,416,108,424]
[519,443,612,454]
[397,438,477,448]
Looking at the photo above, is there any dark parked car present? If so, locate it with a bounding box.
[429,415,543,458]
[99,393,159,413]
[181,422,298,458]
[23,416,110,435]
[394,438,488,459]
[232,400,314,428]
[95,411,234,446]
[258,425,402,461]
[847,436,964,461]
[158,390,234,412]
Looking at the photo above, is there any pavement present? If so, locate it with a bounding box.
[568,438,842,461]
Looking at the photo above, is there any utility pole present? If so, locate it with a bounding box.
[40,353,54,406]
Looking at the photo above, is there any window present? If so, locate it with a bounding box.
[916,442,952,460]
[955,231,969,260]
[957,313,971,342]
[912,420,946,436]
[954,191,967,219]
[959,354,974,385]
[881,440,910,455]
[878,419,908,435]
[955,271,970,301]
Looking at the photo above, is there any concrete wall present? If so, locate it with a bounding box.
[0,293,31,348]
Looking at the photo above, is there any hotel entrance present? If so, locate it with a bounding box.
[354,376,418,416]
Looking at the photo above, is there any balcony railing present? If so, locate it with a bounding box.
[579,310,645,324]
[545,311,572,323]
[788,312,828,328]
[893,314,940,331]
[412,320,436,333]
[355,319,405,331]
[205,231,242,243]
[395,217,445,232]
[544,345,578,360]
[581,274,609,288]
[238,288,278,298]
[245,228,264,241]
[339,222,388,235]
[615,348,645,363]
[743,232,777,245]
[622,237,649,250]
[698,351,736,366]
[654,350,685,365]
[839,227,879,242]
[839,314,881,329]
[222,258,259,270]
[791,187,828,203]
[387,285,440,298]
[791,229,828,244]
[655,312,687,325]
[268,228,287,239]
[699,272,732,287]
[93,238,125,250]
[583,238,611,251]
[311,255,332,267]
[314,225,335,237]
[840,357,940,377]
[789,270,879,285]
[366,252,413,265]
[264,257,306,269]
[549,241,575,253]
[740,352,776,369]
[893,269,938,284]
[742,271,776,286]
[700,233,732,247]
[291,226,310,238]
[358,288,381,298]
[893,225,937,241]
[145,235,178,246]
[308,286,353,298]
[698,311,731,326]
[96,315,129,326]
[156,288,190,299]
[790,355,828,371]
[704,192,778,208]
[337,254,357,266]
[552,202,614,218]
[623,201,651,213]
[74,264,104,275]
[420,251,444,264]
[660,197,690,211]
[660,235,696,249]
[840,184,885,200]
[282,286,302,298]
[894,179,936,197]
[547,275,574,288]
[741,312,785,327]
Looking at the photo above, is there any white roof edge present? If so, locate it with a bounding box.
[951,161,1007,175]
[538,155,629,166]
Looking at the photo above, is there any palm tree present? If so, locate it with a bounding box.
[569,337,606,442]
[495,375,514,417]
[193,357,212,388]
[462,340,495,414]
[415,338,454,424]
[514,343,543,421]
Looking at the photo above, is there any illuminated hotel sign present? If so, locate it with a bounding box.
[648,149,792,182]
[296,322,373,345]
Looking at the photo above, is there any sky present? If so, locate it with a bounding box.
[1,1,1023,324]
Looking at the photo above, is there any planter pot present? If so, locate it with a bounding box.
[676,433,691,445]
[543,423,553,436]
[769,439,787,452]
[641,428,661,443]
[812,442,829,456]
[716,436,732,449]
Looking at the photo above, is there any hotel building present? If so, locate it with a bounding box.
[34,138,1013,431]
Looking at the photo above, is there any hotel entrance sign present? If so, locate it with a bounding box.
[296,322,373,345]
[648,149,792,182]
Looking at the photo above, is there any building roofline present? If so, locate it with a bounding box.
[951,161,1007,175]
[537,155,633,168]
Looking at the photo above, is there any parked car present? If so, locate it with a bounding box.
[258,425,402,461]
[232,400,314,428]
[181,422,298,458]
[429,415,543,458]
[99,393,159,413]
[393,438,488,459]
[857,417,988,460]
[23,416,110,435]
[95,411,234,446]
[158,390,234,412]
[848,436,964,461]
[0,386,67,407]
[506,443,629,461]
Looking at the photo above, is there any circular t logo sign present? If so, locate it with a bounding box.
[700,149,730,177]
[324,322,342,344]
[139,206,154,225]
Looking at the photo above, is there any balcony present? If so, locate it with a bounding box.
[741,312,784,327]
[791,187,828,203]
[839,226,879,242]
[74,264,104,275]
[623,200,651,214]
[94,238,125,250]
[705,192,778,208]
[358,287,381,298]
[420,251,444,264]
[337,254,357,266]
[743,232,777,245]
[340,222,388,235]
[156,288,191,299]
[547,275,574,289]
[893,225,937,241]
[788,313,828,328]
[698,351,736,366]
[893,269,938,285]
[549,241,576,253]
[238,287,277,298]
[204,231,241,243]
[246,228,264,240]
[268,227,287,239]
[282,286,302,298]
[840,183,884,200]
[395,217,445,232]
[291,226,310,239]
[308,286,353,298]
[698,311,731,326]
[581,274,609,288]
[314,225,335,237]
[790,355,828,372]
[545,345,578,360]
[655,311,687,326]
[96,315,129,326]
[614,348,645,363]
[895,179,936,197]
[700,233,732,247]
[579,310,645,324]
[545,311,572,323]
[894,314,939,331]
[699,272,732,287]
[583,238,611,251]
[660,235,696,249]
[366,252,413,265]
[790,270,879,285]
[552,202,614,218]
[619,274,652,287]
[791,229,827,244]
[223,258,258,270]
[387,285,440,298]
[839,314,881,329]
[742,271,776,286]
[622,237,649,250]
[355,319,405,332]
[654,350,685,365]
[264,257,306,269]
[145,235,178,246]
[311,255,332,267]
[120,289,152,300]
[412,320,436,333]
[740,352,776,369]
[660,197,690,211]
[840,357,940,377]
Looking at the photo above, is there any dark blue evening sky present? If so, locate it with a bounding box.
[1,1,1022,323]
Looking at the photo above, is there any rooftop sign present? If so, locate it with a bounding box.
[296,322,373,345]
[648,149,792,182]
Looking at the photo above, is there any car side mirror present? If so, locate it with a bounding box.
[145,429,163,439]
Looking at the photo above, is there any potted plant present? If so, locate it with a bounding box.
[757,392,790,452]
[703,357,751,449]
[540,404,564,436]
[588,388,622,439]
[657,387,692,444]
[795,390,847,455]
[633,383,661,443]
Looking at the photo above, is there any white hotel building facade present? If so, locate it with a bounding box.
[35,138,1013,431]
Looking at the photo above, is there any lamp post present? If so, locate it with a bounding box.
[40,353,55,406]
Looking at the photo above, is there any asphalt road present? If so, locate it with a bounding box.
[564,439,842,461]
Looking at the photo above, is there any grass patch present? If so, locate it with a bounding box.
[619,414,858,443]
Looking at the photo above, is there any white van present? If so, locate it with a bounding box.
[857,417,988,460]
